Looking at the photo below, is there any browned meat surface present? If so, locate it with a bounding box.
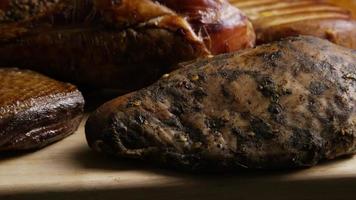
[86,36,356,171]
[0,0,255,91]
[0,68,84,151]
[230,0,356,48]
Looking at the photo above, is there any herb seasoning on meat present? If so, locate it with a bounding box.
[86,36,356,171]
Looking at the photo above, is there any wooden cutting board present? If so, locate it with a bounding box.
[0,118,356,200]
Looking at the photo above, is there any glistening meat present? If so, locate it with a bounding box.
[0,0,255,91]
[0,68,84,152]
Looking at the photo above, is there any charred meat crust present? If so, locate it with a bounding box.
[86,36,356,171]
[0,68,84,151]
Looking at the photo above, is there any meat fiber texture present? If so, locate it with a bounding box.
[86,36,356,171]
[0,0,255,91]
[0,68,84,152]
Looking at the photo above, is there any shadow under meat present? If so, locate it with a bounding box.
[71,145,302,177]
[70,146,191,179]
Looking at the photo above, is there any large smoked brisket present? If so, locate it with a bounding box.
[86,36,356,171]
[0,0,255,91]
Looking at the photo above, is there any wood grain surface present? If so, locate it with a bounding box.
[0,118,356,200]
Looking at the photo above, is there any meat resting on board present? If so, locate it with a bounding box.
[86,36,356,171]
